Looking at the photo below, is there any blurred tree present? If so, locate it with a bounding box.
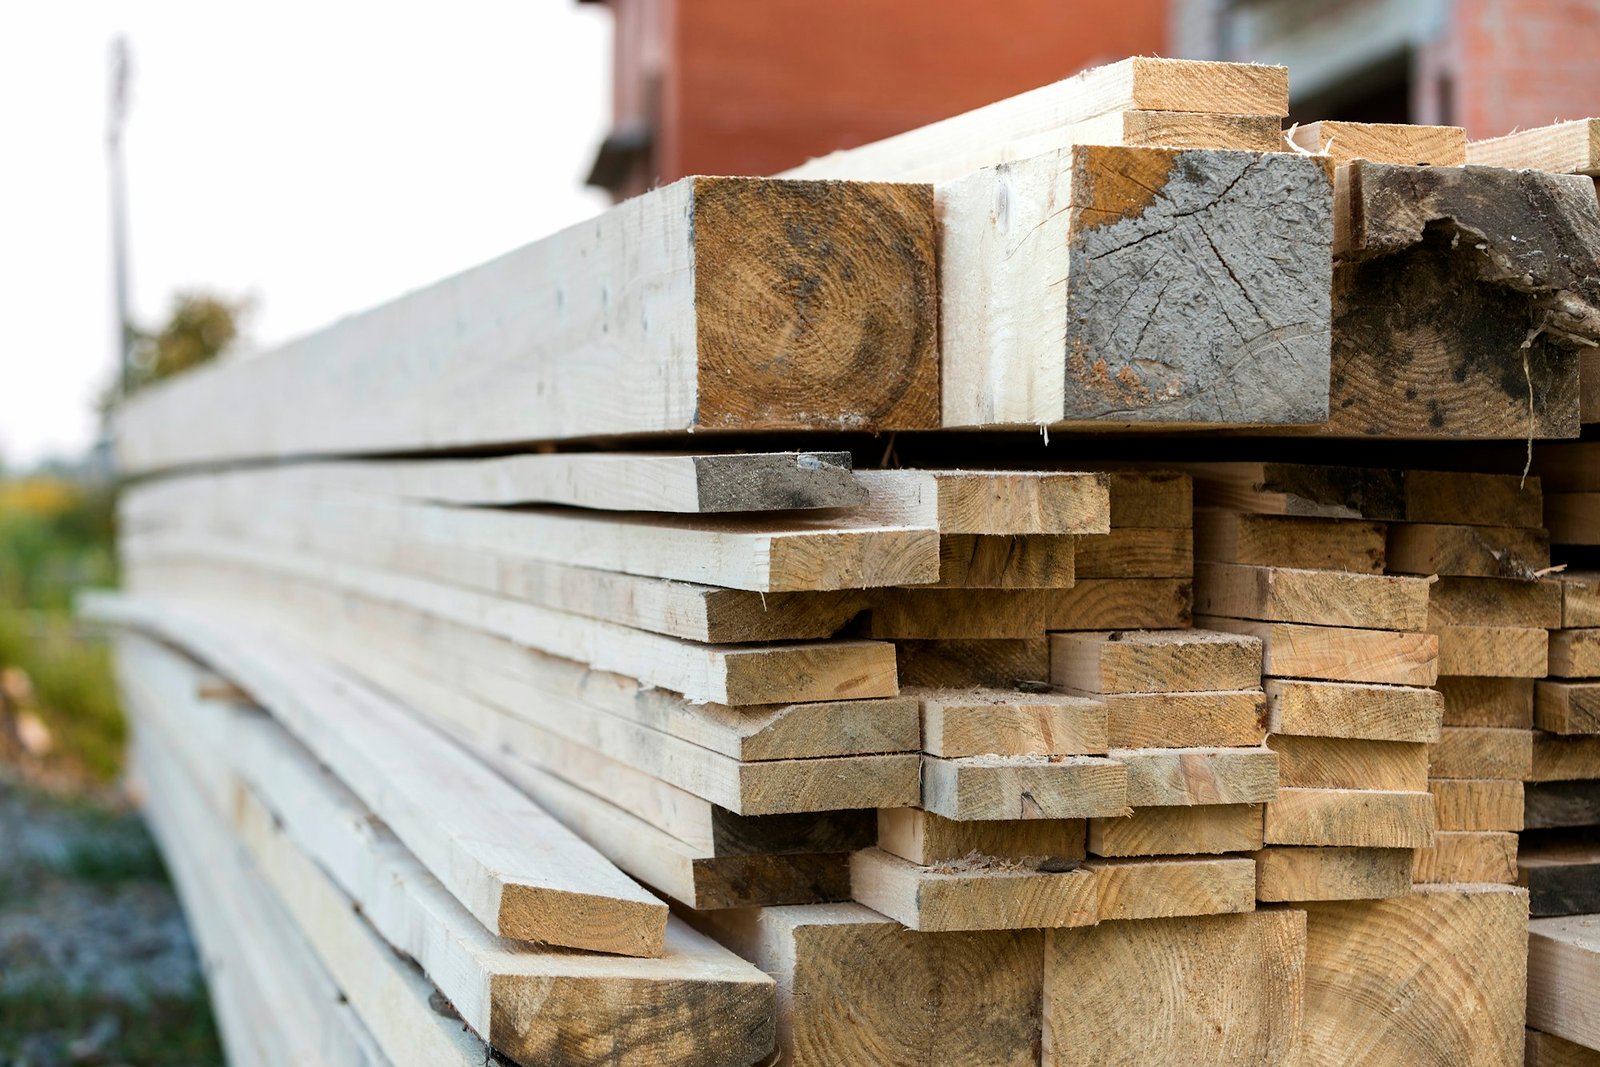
[126,290,249,393]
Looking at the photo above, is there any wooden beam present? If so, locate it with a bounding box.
[1262,788,1435,848]
[114,176,939,472]
[1087,803,1263,857]
[1429,576,1563,629]
[1194,562,1430,630]
[849,847,1099,932]
[1323,162,1600,439]
[1253,846,1414,902]
[1525,1028,1600,1067]
[1437,675,1535,728]
[1297,886,1528,1067]
[875,808,1085,866]
[1557,572,1600,628]
[1183,461,1405,519]
[1193,509,1387,573]
[1430,726,1534,779]
[895,638,1050,688]
[1388,524,1552,580]
[1537,682,1600,735]
[1532,734,1600,781]
[914,687,1107,757]
[1073,527,1193,579]
[1042,911,1306,1066]
[1106,470,1193,528]
[1403,469,1545,528]
[1528,913,1600,1051]
[89,595,670,955]
[1089,688,1268,749]
[1520,833,1600,916]
[1043,577,1193,631]
[920,754,1129,821]
[1548,494,1600,544]
[936,534,1075,588]
[1059,109,1284,152]
[1264,678,1442,743]
[1085,855,1257,921]
[1109,745,1279,807]
[783,57,1289,183]
[1526,781,1600,830]
[1433,624,1550,678]
[1429,778,1524,831]
[1412,831,1519,884]
[1269,735,1429,792]
[851,468,1110,534]
[1050,629,1262,695]
[1467,118,1600,175]
[1196,616,1439,686]
[1552,629,1600,678]
[1290,120,1466,166]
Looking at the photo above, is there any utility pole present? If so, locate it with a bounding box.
[107,36,133,397]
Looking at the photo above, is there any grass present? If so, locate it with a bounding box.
[0,608,123,782]
[0,983,223,1065]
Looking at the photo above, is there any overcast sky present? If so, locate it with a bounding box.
[0,2,611,469]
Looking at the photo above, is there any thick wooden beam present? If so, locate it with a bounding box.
[1467,118,1600,176]
[1196,616,1439,686]
[875,808,1085,866]
[1528,913,1600,1051]
[1264,678,1442,743]
[1194,509,1387,573]
[1088,803,1264,857]
[115,176,939,472]
[1050,629,1262,695]
[1290,120,1466,167]
[920,754,1129,821]
[1253,846,1414,902]
[1413,831,1519,884]
[1262,788,1435,848]
[849,847,1099,932]
[1194,562,1430,630]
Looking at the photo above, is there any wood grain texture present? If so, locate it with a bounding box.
[1253,846,1415,902]
[116,177,938,473]
[1403,469,1544,528]
[1532,734,1600,781]
[1265,678,1442,742]
[895,638,1049,689]
[851,468,1110,534]
[1551,630,1600,678]
[1050,628,1262,695]
[1297,886,1529,1067]
[1526,1028,1600,1067]
[1526,780,1600,830]
[1325,162,1600,439]
[1090,688,1267,749]
[1557,573,1600,628]
[693,903,1044,1067]
[1547,494,1600,544]
[1433,624,1550,678]
[939,146,1332,428]
[1262,788,1435,848]
[1467,118,1600,175]
[1105,470,1193,528]
[1042,911,1305,1067]
[1532,674,1600,732]
[1521,834,1600,917]
[876,808,1085,866]
[1194,508,1387,573]
[1059,109,1284,152]
[915,687,1108,757]
[1088,803,1263,857]
[1184,461,1406,520]
[1430,727,1534,780]
[1412,831,1519,884]
[921,754,1130,821]
[1085,855,1257,921]
[1291,121,1466,166]
[1110,745,1279,807]
[1389,524,1552,580]
[1269,735,1430,791]
[783,57,1288,183]
[1196,616,1439,686]
[1429,576,1562,628]
[1429,778,1524,831]
[1194,562,1430,630]
[1528,914,1600,1050]
[1073,527,1193,579]
[1437,675,1535,728]
[936,535,1075,588]
[1043,577,1193,631]
[849,847,1098,932]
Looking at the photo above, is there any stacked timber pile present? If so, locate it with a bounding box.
[80,57,1600,1066]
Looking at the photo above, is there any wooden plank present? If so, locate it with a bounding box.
[1403,469,1545,528]
[936,534,1074,588]
[1105,470,1193,528]
[1413,830,1519,884]
[1528,913,1600,1051]
[1467,118,1600,175]
[116,633,779,1065]
[1434,624,1550,678]
[125,475,940,593]
[1438,675,1535,728]
[1268,735,1430,792]
[920,754,1129,821]
[1388,524,1552,579]
[935,144,1332,429]
[857,588,1050,639]
[1253,846,1414,902]
[1290,120,1466,166]
[1265,678,1442,742]
[1109,745,1279,807]
[1194,562,1430,630]
[1526,1028,1600,1067]
[1196,616,1439,686]
[1058,109,1284,152]
[1193,509,1387,573]
[249,450,870,513]
[848,847,1098,932]
[851,468,1110,534]
[1084,855,1257,921]
[1547,494,1600,545]
[88,594,670,955]
[1552,630,1600,678]
[1539,681,1600,735]
[1262,788,1435,848]
[1429,576,1563,628]
[1073,527,1193,579]
[1429,778,1525,831]
[875,808,1085,866]
[1042,911,1306,1066]
[115,176,939,473]
[1043,577,1193,631]
[1087,803,1264,857]
[1526,781,1600,830]
[783,57,1289,183]
[1049,629,1262,695]
[895,638,1049,688]
[1521,833,1600,916]
[1297,886,1528,1067]
[1324,162,1599,439]
[1184,461,1405,520]
[1089,688,1267,749]
[1559,573,1600,628]
[1533,735,1600,781]
[1429,727,1534,780]
[914,687,1107,757]
[691,903,1043,1066]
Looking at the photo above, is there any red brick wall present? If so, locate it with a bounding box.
[1449,0,1600,137]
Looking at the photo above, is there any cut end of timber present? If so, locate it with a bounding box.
[498,884,669,959]
[691,177,940,432]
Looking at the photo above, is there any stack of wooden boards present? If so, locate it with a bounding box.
[84,55,1600,1067]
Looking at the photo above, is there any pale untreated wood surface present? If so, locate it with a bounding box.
[1253,846,1414,902]
[1265,678,1442,742]
[1291,120,1466,166]
[1412,831,1519,884]
[1088,803,1263,857]
[876,808,1085,866]
[849,847,1099,932]
[1197,616,1439,686]
[1110,745,1279,807]
[1194,509,1387,573]
[1437,675,1535,728]
[1262,787,1435,848]
[921,754,1130,821]
[1194,562,1430,630]
[1528,914,1600,1051]
[1429,778,1524,831]
[1467,118,1600,175]
[1051,629,1262,695]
